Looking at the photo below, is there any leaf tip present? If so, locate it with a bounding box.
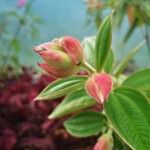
[111,9,115,17]
[48,114,54,120]
[33,97,39,101]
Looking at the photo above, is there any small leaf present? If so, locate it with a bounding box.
[49,89,96,119]
[103,49,114,73]
[82,36,96,68]
[122,69,150,97]
[64,111,105,137]
[95,12,113,71]
[35,76,87,101]
[105,87,150,150]
[115,5,126,27]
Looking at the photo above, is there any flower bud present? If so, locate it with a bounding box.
[37,49,73,69]
[85,73,112,104]
[34,36,83,78]
[38,63,79,78]
[94,134,113,150]
[60,36,83,65]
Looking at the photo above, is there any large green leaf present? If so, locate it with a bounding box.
[82,36,96,68]
[95,12,112,71]
[105,87,150,150]
[122,69,150,96]
[35,76,87,101]
[64,111,105,137]
[48,89,96,119]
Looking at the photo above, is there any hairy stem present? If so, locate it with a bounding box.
[82,61,96,74]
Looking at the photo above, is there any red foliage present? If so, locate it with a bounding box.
[0,67,96,150]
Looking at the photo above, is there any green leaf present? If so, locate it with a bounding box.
[103,49,114,73]
[113,41,145,77]
[82,37,114,73]
[35,76,87,101]
[64,111,105,137]
[82,36,96,68]
[95,12,113,71]
[114,4,126,27]
[105,87,150,150]
[49,89,96,119]
[113,133,131,150]
[122,69,150,97]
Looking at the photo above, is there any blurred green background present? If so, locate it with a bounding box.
[0,0,150,73]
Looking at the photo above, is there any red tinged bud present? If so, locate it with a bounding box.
[37,50,72,69]
[85,73,112,105]
[34,36,83,78]
[38,63,79,78]
[93,134,113,150]
[60,36,83,65]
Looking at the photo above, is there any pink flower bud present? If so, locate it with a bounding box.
[94,134,113,150]
[34,36,83,78]
[38,63,79,78]
[37,49,72,69]
[60,36,83,65]
[85,73,112,104]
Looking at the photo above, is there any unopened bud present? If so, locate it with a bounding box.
[38,63,79,78]
[85,73,112,104]
[94,134,113,150]
[37,49,72,69]
[60,36,83,65]
[34,36,83,78]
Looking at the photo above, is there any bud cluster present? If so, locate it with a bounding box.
[34,36,83,78]
[34,36,112,105]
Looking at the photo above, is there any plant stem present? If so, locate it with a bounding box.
[144,25,150,55]
[82,61,96,73]
[113,40,145,77]
[2,0,34,74]
[107,128,113,136]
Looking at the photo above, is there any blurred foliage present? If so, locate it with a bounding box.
[0,0,42,75]
[84,0,150,51]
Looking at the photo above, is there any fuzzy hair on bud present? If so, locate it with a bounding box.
[85,73,112,105]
